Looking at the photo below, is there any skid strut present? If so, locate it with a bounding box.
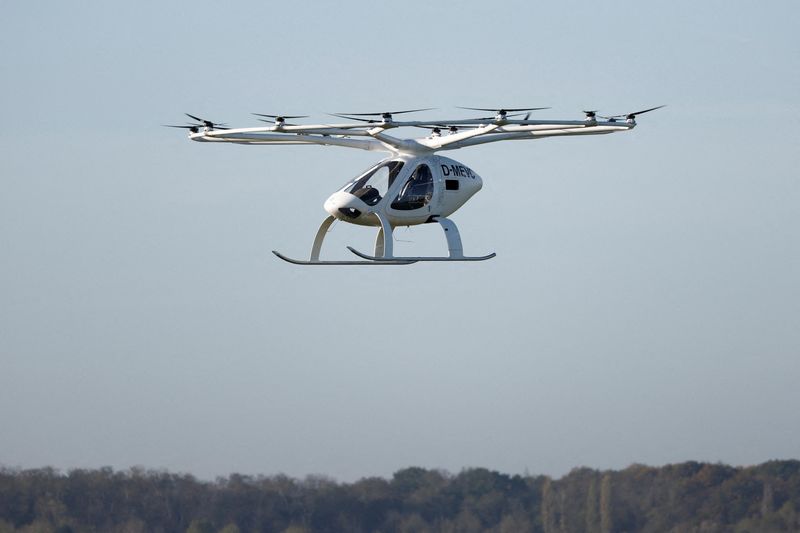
[348,216,495,262]
[272,215,416,265]
[347,217,497,262]
[273,215,494,265]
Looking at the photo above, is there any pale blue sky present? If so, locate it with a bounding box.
[1,1,799,482]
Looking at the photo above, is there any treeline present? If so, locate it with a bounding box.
[0,460,799,532]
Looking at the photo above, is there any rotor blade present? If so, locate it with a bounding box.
[603,105,667,119]
[163,124,199,129]
[332,112,385,117]
[628,105,666,116]
[462,111,531,121]
[457,106,550,113]
[252,113,310,119]
[185,113,229,127]
[328,113,379,123]
[332,108,435,117]
[256,119,300,126]
[385,108,435,115]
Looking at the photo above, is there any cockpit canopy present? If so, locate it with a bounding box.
[340,159,435,211]
[391,164,433,210]
[342,161,405,206]
[328,155,483,227]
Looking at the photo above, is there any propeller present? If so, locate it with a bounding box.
[329,114,381,123]
[599,105,666,121]
[457,106,550,113]
[252,113,309,126]
[457,106,550,121]
[583,110,599,119]
[163,124,201,133]
[184,113,229,129]
[330,108,435,122]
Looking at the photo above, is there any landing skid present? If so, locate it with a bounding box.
[347,247,495,262]
[273,214,492,266]
[272,250,416,266]
[346,216,496,262]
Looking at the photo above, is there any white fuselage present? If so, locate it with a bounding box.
[324,154,482,227]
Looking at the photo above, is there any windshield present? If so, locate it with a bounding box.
[344,161,405,206]
[391,164,433,210]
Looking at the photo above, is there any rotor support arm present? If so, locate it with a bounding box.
[436,123,633,151]
[418,124,500,150]
[191,130,385,152]
[365,127,431,154]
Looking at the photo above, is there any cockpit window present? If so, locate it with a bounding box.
[391,164,433,211]
[344,161,404,206]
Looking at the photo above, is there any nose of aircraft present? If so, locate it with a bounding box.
[324,191,368,220]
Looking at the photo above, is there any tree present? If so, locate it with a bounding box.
[2,461,800,532]
[600,473,613,533]
[113,519,148,533]
[585,476,600,533]
[761,480,774,517]
[17,520,56,533]
[280,527,309,533]
[497,507,534,533]
[540,477,557,533]
[186,519,215,533]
